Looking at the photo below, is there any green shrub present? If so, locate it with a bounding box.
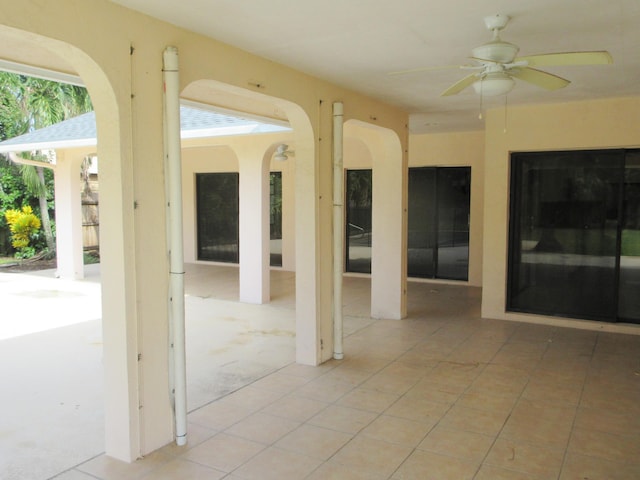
[4,205,41,258]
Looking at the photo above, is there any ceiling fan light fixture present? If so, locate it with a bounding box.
[473,72,515,96]
[472,41,519,64]
[274,143,293,161]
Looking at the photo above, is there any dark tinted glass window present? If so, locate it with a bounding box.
[346,169,372,273]
[508,150,640,323]
[196,172,239,263]
[408,167,470,280]
[270,172,283,267]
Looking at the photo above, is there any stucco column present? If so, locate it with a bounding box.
[371,131,406,320]
[54,151,85,280]
[238,145,270,304]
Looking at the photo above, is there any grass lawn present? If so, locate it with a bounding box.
[0,256,16,266]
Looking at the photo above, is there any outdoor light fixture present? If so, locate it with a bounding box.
[274,143,294,161]
[472,72,515,96]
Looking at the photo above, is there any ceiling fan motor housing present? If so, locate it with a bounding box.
[472,40,520,64]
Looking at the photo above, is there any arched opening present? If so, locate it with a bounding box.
[0,24,137,475]
[343,120,406,320]
[177,79,319,412]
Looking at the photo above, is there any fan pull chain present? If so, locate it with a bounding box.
[503,94,508,133]
[479,80,483,119]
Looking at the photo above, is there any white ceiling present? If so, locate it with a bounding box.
[111,0,640,133]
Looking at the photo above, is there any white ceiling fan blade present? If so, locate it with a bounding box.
[388,64,462,76]
[510,67,570,90]
[441,73,478,96]
[516,51,613,67]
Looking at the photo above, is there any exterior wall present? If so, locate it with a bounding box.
[482,97,640,333]
[0,0,407,461]
[182,131,402,278]
[181,133,296,271]
[408,131,485,286]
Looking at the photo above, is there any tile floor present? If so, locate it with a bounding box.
[53,268,640,479]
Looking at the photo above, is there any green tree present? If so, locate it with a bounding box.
[0,72,92,256]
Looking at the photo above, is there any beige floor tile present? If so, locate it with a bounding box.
[156,422,217,457]
[536,356,591,378]
[360,414,433,447]
[580,384,640,414]
[521,379,583,407]
[568,427,640,464]
[574,406,640,437]
[181,433,264,472]
[449,343,503,363]
[474,464,540,479]
[509,325,557,343]
[473,361,530,380]
[231,446,322,480]
[308,404,378,434]
[277,361,337,379]
[275,424,353,460]
[501,399,575,447]
[391,450,479,480]
[360,371,420,395]
[23,267,640,480]
[321,364,374,386]
[330,435,413,478]
[260,394,328,422]
[187,399,256,431]
[140,458,225,479]
[295,375,355,403]
[404,377,464,404]
[76,451,174,480]
[485,438,565,478]
[305,462,387,480]
[560,452,640,480]
[490,353,545,370]
[248,372,310,393]
[418,425,494,462]
[427,360,484,387]
[224,411,300,445]
[380,361,427,380]
[339,352,394,372]
[468,380,528,399]
[397,349,441,368]
[527,368,586,388]
[439,405,509,436]
[55,471,114,480]
[221,386,285,411]
[337,387,400,413]
[408,338,457,356]
[456,390,519,413]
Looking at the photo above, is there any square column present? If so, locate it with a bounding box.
[54,152,85,280]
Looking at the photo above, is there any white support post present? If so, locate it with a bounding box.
[163,46,187,447]
[332,102,344,360]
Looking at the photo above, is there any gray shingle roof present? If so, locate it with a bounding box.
[0,105,290,153]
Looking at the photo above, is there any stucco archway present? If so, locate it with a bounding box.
[182,79,321,366]
[0,25,145,464]
[344,120,407,320]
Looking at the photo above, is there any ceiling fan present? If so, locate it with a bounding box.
[393,14,613,97]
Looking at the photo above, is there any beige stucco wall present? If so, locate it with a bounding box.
[482,96,640,332]
[0,0,408,461]
[408,131,485,286]
[181,133,296,271]
[182,131,379,275]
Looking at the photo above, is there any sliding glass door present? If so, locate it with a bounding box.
[408,167,471,280]
[618,152,640,322]
[345,169,372,273]
[508,149,640,323]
